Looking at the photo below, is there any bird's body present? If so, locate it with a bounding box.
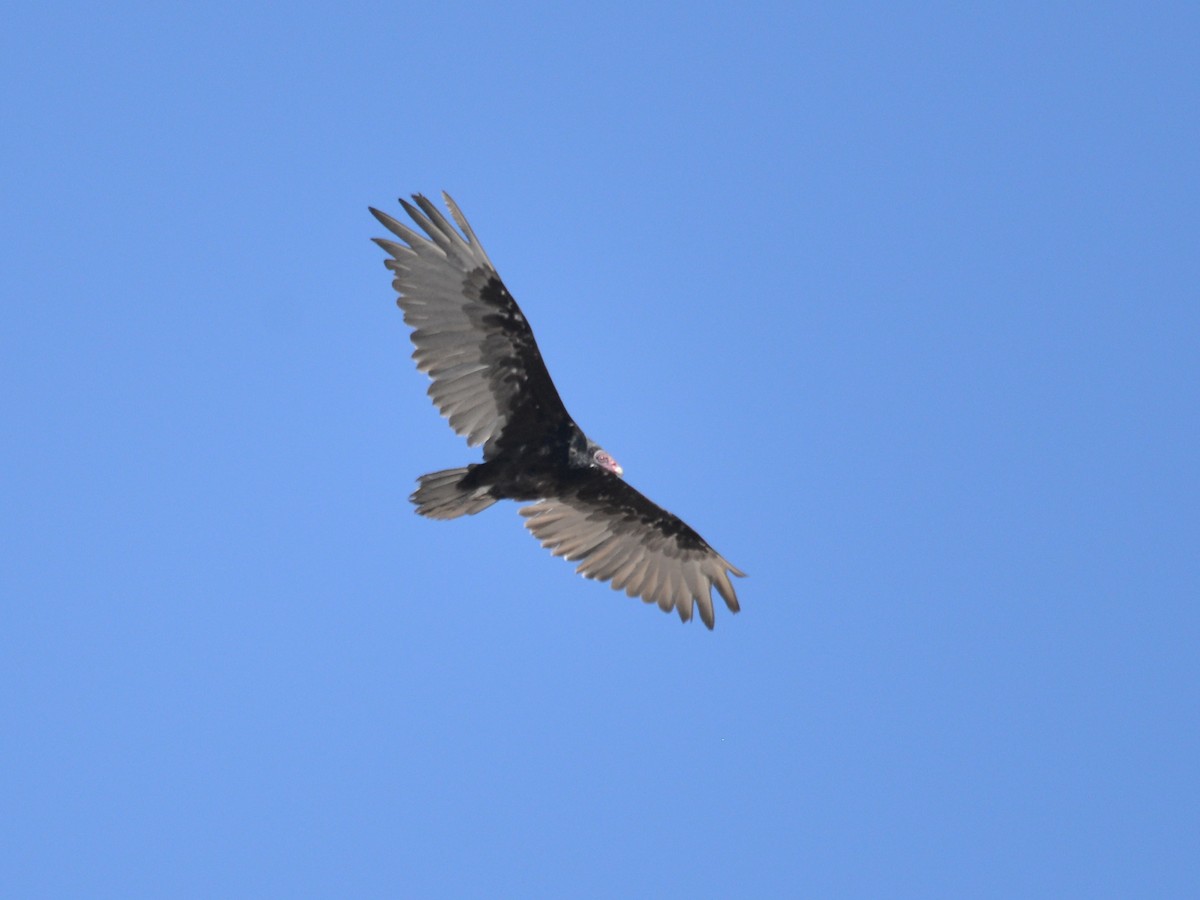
[371,193,744,628]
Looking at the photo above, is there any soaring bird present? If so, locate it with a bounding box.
[370,194,745,628]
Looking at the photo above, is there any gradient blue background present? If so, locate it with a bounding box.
[3,2,1197,896]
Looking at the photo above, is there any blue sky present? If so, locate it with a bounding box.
[2,2,1197,896]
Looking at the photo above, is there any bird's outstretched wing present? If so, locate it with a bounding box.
[370,194,574,453]
[521,471,746,629]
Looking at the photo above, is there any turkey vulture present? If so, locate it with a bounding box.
[370,194,745,628]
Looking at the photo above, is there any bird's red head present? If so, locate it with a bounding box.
[592,449,624,477]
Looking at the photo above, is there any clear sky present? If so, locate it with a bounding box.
[3,2,1197,897]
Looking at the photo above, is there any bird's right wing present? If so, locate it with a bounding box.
[370,194,574,452]
[520,470,745,628]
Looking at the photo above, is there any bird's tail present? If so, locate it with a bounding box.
[410,467,497,520]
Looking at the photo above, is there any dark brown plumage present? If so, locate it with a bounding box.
[370,193,744,627]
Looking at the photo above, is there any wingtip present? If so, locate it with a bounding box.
[397,195,421,218]
[675,596,715,629]
[712,567,741,614]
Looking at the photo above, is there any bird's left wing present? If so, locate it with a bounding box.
[520,471,745,628]
[370,194,574,452]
